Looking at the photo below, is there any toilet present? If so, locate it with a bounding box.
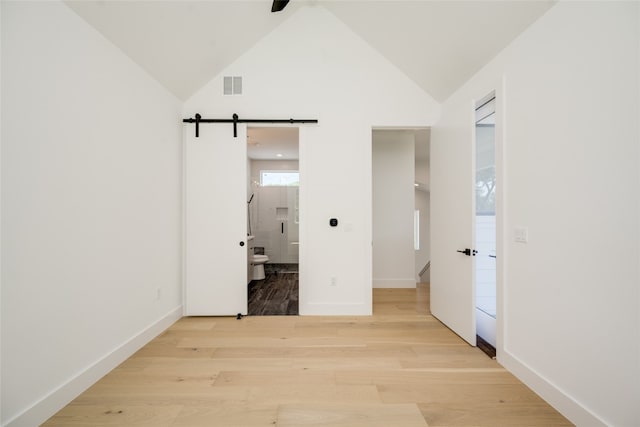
[251,254,269,280]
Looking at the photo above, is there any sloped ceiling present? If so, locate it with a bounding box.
[64,0,304,101]
[64,0,554,102]
[323,1,555,102]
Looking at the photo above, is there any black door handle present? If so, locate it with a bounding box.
[239,241,245,247]
[281,222,284,234]
[457,248,477,256]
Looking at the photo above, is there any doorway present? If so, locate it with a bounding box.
[371,129,431,312]
[474,92,497,352]
[246,127,300,315]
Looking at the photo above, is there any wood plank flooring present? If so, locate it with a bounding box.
[43,285,572,426]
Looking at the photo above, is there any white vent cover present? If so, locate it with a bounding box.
[223,76,242,95]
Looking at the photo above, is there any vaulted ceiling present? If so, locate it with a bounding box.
[64,0,554,102]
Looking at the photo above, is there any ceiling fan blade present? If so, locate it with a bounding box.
[271,0,290,13]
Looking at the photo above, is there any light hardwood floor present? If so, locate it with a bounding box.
[43,284,572,426]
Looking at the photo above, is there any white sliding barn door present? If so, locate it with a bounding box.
[430,113,476,345]
[185,123,247,316]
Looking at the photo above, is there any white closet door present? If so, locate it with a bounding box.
[185,123,247,315]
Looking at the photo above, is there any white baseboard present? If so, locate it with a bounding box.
[5,306,183,427]
[373,279,416,288]
[498,349,607,427]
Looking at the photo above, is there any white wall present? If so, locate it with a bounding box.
[372,130,415,288]
[415,155,431,282]
[0,3,3,423]
[249,159,299,237]
[249,160,300,263]
[185,6,440,315]
[432,2,639,425]
[414,130,430,282]
[414,155,429,189]
[415,188,430,282]
[1,2,183,425]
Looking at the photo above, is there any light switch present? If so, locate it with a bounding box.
[515,226,528,243]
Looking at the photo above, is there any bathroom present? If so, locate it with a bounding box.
[246,127,300,315]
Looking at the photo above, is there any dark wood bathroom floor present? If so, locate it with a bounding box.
[248,270,299,316]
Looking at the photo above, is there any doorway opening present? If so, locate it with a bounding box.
[474,92,497,356]
[246,127,300,315]
[371,129,431,313]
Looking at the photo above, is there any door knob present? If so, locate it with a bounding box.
[456,248,476,256]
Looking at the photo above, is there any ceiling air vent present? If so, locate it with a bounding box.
[223,76,242,95]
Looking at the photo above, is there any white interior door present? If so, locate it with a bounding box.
[430,116,476,345]
[185,123,247,315]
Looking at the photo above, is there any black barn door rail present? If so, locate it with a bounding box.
[183,113,318,138]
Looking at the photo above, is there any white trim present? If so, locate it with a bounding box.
[495,75,506,378]
[372,279,416,289]
[499,350,607,427]
[4,306,182,427]
[182,126,188,316]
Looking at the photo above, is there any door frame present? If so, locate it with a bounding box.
[494,80,505,361]
[473,90,499,350]
[246,124,303,306]
[472,83,506,355]
[473,81,506,357]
